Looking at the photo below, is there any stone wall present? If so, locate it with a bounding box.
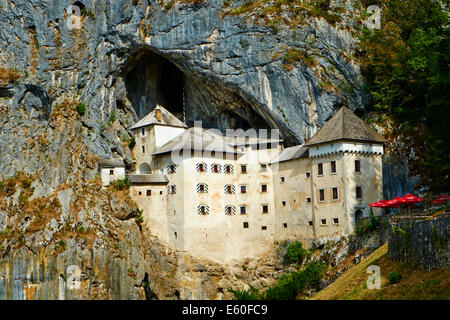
[388,215,450,271]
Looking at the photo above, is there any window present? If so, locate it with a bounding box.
[280,176,285,183]
[261,226,267,231]
[240,206,247,215]
[321,219,327,225]
[282,200,286,206]
[141,128,145,136]
[168,185,176,194]
[332,187,338,200]
[283,223,287,228]
[318,163,323,176]
[261,164,267,172]
[197,183,208,193]
[306,197,311,203]
[240,185,247,194]
[146,190,151,196]
[138,191,142,196]
[356,186,362,199]
[330,161,336,174]
[355,160,361,173]
[262,205,268,213]
[319,189,325,202]
[308,221,313,226]
[160,190,163,195]
[197,163,206,172]
[142,145,145,153]
[225,185,234,194]
[243,222,249,228]
[212,164,220,173]
[109,169,114,175]
[306,171,311,178]
[241,165,247,174]
[198,205,209,215]
[333,218,339,224]
[174,232,177,239]
[167,165,176,174]
[224,164,234,174]
[261,184,267,193]
[225,206,235,215]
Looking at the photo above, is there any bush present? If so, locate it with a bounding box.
[128,137,136,149]
[389,272,402,284]
[113,177,130,190]
[356,214,380,236]
[76,103,86,116]
[285,241,311,264]
[230,262,327,300]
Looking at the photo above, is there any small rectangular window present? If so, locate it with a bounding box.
[226,206,233,215]
[333,218,339,224]
[332,187,338,200]
[318,163,323,176]
[261,226,267,230]
[355,160,361,173]
[261,164,267,172]
[241,165,247,174]
[282,200,286,206]
[213,164,219,173]
[199,184,205,192]
[306,197,312,203]
[174,232,177,239]
[306,171,311,178]
[142,145,145,153]
[146,190,151,196]
[243,222,249,228]
[240,185,247,194]
[330,161,336,174]
[109,169,114,175]
[160,191,163,195]
[138,191,142,196]
[356,186,362,199]
[226,185,232,194]
[141,128,145,136]
[261,184,267,193]
[319,189,325,202]
[321,219,327,225]
[199,163,205,172]
[240,206,247,215]
[262,205,268,213]
[225,165,232,174]
[308,221,313,226]
[283,223,287,228]
[280,176,285,183]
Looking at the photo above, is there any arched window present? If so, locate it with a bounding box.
[138,162,151,174]
[355,209,364,226]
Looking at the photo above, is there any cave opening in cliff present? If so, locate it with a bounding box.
[125,50,273,133]
[125,51,185,120]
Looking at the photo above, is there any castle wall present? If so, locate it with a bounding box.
[100,167,125,187]
[272,157,315,245]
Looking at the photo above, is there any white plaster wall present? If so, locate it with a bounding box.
[100,167,125,186]
[309,141,383,158]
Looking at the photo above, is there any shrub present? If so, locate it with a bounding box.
[113,177,130,190]
[76,103,86,116]
[229,286,260,300]
[389,271,402,284]
[135,209,144,224]
[285,241,311,264]
[128,137,136,149]
[356,214,380,236]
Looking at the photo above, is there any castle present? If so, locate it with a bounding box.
[100,106,384,264]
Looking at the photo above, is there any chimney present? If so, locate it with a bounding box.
[155,108,161,122]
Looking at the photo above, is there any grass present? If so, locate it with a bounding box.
[310,243,450,300]
[0,67,20,85]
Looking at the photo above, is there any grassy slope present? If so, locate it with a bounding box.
[311,243,450,300]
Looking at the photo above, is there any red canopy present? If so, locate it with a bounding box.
[386,197,403,207]
[399,194,423,204]
[369,200,388,207]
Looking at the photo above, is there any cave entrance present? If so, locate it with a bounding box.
[125,51,185,120]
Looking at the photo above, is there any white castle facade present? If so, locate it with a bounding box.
[101,106,385,264]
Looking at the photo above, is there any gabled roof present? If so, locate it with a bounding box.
[304,107,384,147]
[152,127,242,156]
[130,105,187,130]
[98,158,125,168]
[270,145,309,164]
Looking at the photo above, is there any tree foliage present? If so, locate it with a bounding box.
[358,0,449,193]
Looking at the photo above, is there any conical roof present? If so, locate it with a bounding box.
[304,107,384,147]
[130,105,187,130]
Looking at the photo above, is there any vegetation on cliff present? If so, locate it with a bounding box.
[358,0,449,193]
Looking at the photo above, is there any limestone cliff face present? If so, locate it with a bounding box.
[0,0,409,299]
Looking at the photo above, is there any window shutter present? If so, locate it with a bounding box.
[198,205,210,215]
[225,206,236,215]
[167,164,177,174]
[223,165,234,174]
[196,162,207,172]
